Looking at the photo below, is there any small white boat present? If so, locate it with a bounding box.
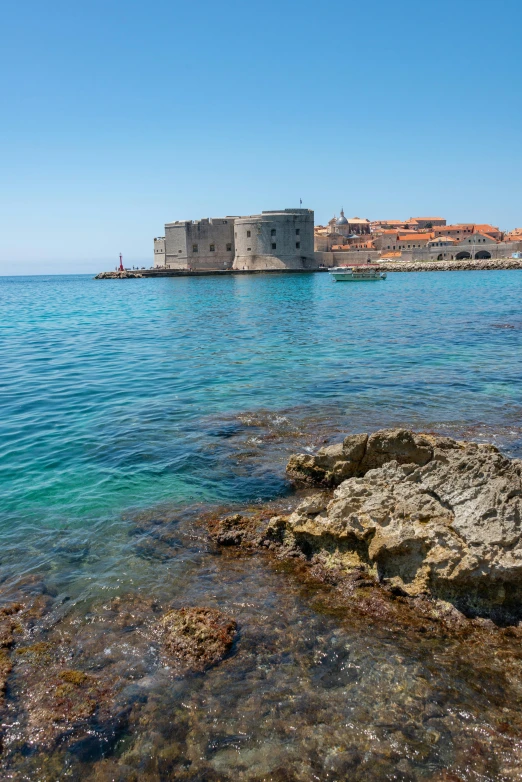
[329,265,387,282]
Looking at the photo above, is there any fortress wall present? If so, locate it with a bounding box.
[315,250,381,266]
[153,237,166,268]
[186,218,235,270]
[165,223,189,269]
[164,218,236,270]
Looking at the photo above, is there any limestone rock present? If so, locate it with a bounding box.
[283,429,522,619]
[287,428,436,486]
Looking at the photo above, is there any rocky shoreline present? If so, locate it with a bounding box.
[379,257,522,273]
[210,428,522,625]
[1,428,522,776]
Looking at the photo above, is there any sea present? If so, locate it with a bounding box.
[1,270,522,780]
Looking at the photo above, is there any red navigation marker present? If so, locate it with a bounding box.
[119,253,124,271]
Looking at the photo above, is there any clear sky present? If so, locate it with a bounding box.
[1,0,521,275]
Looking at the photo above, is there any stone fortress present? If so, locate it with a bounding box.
[152,206,522,272]
[154,209,315,272]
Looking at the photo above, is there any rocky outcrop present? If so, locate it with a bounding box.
[281,429,522,620]
[287,429,433,486]
[159,607,237,673]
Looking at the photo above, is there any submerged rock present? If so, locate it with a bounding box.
[207,513,260,547]
[282,429,522,620]
[159,607,237,673]
[0,604,23,706]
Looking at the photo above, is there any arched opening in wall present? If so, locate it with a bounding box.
[437,254,443,260]
[475,251,491,259]
[455,251,472,260]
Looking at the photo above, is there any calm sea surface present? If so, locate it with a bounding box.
[1,271,522,779]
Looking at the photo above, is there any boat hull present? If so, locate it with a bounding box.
[329,269,387,282]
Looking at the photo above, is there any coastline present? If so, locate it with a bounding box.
[95,257,522,278]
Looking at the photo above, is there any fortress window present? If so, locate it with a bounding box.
[178,249,182,253]
[296,242,300,249]
[247,247,251,251]
[271,243,276,250]
[209,244,215,252]
[247,230,251,238]
[296,229,300,235]
[271,229,276,236]
[192,244,198,253]
[226,243,232,251]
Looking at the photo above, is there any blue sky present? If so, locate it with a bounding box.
[1,0,521,274]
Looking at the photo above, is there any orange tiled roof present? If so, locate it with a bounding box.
[473,232,498,241]
[428,236,456,244]
[473,224,500,234]
[397,232,433,241]
[332,242,374,250]
[436,225,474,232]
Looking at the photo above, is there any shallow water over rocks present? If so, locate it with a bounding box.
[2,501,522,781]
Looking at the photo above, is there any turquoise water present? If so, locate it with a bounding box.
[2,271,521,528]
[2,271,522,580]
[2,271,522,779]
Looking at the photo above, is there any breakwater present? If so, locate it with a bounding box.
[95,267,330,279]
[379,257,522,273]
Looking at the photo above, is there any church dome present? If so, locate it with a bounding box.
[336,209,348,226]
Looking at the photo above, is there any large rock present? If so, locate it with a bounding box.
[281,430,522,619]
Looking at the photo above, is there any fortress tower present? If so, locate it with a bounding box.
[233,209,315,270]
[154,208,315,271]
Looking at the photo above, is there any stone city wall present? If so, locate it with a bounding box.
[315,250,381,266]
[400,241,522,262]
